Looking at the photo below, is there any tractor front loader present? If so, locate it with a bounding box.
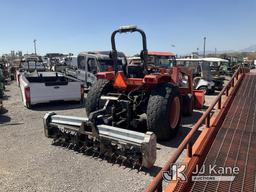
[44,26,188,169]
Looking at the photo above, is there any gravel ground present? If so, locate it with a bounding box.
[0,82,216,192]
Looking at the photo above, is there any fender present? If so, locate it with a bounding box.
[143,74,171,85]
[96,71,115,81]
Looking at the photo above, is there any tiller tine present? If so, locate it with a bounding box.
[43,112,156,169]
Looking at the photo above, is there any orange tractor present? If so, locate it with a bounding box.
[87,26,203,139]
[44,26,203,169]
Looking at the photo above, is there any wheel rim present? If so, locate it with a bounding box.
[169,96,181,129]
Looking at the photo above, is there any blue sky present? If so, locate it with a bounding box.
[0,0,255,56]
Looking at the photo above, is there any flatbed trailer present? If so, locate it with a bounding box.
[145,67,255,192]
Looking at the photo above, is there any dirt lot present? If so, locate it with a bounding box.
[0,82,217,192]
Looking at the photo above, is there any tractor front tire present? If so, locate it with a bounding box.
[147,83,181,141]
[86,79,112,115]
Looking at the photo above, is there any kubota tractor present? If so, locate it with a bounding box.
[44,26,203,169]
[86,27,180,141]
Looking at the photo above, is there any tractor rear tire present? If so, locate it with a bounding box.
[86,79,112,115]
[147,83,181,141]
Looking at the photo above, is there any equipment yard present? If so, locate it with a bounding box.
[0,81,213,192]
[1,2,256,191]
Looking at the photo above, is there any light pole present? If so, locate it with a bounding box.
[215,48,217,57]
[203,37,206,58]
[33,39,37,55]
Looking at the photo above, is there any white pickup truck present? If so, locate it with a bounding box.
[19,72,84,108]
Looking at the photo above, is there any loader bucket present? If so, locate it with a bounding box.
[43,112,156,169]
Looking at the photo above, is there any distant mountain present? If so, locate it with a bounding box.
[197,50,235,55]
[197,45,256,55]
[240,45,256,52]
[182,45,256,57]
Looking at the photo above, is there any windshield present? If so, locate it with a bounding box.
[201,62,212,80]
[148,55,175,68]
[98,58,123,71]
[21,61,45,70]
[158,58,170,67]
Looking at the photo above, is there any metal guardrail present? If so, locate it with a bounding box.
[145,67,247,192]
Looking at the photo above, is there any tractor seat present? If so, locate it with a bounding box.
[127,64,145,78]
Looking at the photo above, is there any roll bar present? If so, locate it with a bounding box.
[111,25,148,73]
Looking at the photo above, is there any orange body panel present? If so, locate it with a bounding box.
[143,74,171,85]
[96,71,115,81]
[193,90,205,109]
[127,78,143,86]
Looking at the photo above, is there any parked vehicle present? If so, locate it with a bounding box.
[148,51,176,67]
[176,58,221,93]
[127,56,141,65]
[205,57,235,84]
[16,56,47,86]
[0,68,4,98]
[199,58,226,91]
[49,57,68,72]
[65,51,127,88]
[0,62,8,85]
[19,71,84,108]
[253,60,256,69]
[64,56,78,68]
[127,52,176,67]
[217,57,239,76]
[204,57,229,72]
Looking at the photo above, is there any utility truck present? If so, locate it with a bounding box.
[65,51,127,89]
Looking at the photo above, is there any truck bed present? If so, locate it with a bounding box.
[19,72,83,107]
